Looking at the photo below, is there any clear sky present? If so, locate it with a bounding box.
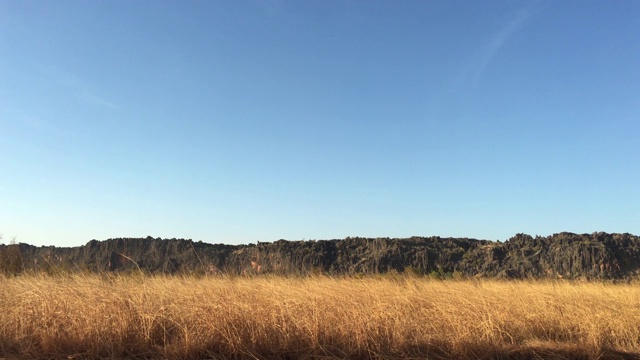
[1,1,638,247]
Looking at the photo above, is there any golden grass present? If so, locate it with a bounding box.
[1,274,639,359]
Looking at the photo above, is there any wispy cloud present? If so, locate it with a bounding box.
[48,66,121,111]
[78,92,120,110]
[19,113,71,139]
[456,7,531,88]
[20,114,51,133]
[475,8,530,83]
[254,0,288,19]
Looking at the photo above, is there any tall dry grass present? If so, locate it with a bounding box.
[1,273,639,359]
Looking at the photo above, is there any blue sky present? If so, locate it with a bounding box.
[1,1,638,247]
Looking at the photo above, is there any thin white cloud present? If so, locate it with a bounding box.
[254,0,288,19]
[78,92,120,110]
[48,66,121,111]
[455,7,531,89]
[19,113,69,137]
[473,8,530,84]
[20,114,49,133]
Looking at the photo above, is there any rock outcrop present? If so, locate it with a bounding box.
[2,232,640,279]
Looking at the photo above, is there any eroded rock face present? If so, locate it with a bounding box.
[2,232,640,279]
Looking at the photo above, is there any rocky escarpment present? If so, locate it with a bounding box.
[2,232,640,279]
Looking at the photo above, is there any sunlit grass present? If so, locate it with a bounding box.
[1,273,639,359]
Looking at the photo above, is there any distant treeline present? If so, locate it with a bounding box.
[1,232,639,279]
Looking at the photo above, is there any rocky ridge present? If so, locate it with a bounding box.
[2,232,640,279]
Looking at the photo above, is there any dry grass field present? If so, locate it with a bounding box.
[1,273,639,359]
